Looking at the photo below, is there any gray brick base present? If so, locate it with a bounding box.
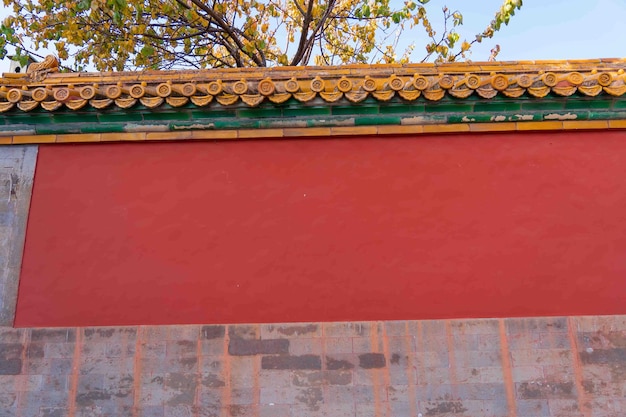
[1,316,625,416]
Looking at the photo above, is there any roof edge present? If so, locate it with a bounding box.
[0,58,625,114]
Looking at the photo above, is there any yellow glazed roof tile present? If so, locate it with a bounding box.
[1,56,626,114]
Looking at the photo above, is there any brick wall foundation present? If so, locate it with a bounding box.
[1,316,625,417]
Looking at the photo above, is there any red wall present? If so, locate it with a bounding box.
[15,131,626,327]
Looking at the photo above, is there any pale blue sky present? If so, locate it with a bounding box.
[0,0,624,72]
[442,0,625,61]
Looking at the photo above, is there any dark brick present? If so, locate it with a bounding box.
[516,381,576,400]
[326,371,352,386]
[82,327,136,342]
[27,344,44,359]
[202,326,225,340]
[228,338,289,356]
[261,355,321,370]
[291,370,352,387]
[31,329,76,343]
[424,399,468,416]
[76,390,112,406]
[275,324,318,336]
[41,408,68,417]
[358,353,386,369]
[295,387,323,411]
[326,356,354,370]
[0,358,22,375]
[202,373,225,388]
[0,343,23,375]
[229,325,258,340]
[580,348,626,364]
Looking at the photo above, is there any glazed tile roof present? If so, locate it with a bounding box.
[3,57,626,112]
[1,57,626,143]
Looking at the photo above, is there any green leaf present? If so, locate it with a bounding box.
[140,45,155,57]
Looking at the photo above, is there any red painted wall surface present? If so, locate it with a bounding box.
[16,131,626,327]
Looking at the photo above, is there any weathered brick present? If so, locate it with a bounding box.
[26,343,44,359]
[228,337,289,356]
[0,328,24,344]
[412,351,449,368]
[229,356,256,388]
[383,321,408,337]
[42,374,69,392]
[201,372,225,389]
[454,349,502,368]
[228,325,258,340]
[44,342,76,358]
[162,373,197,407]
[547,399,585,417]
[288,338,322,355]
[358,353,386,369]
[293,386,323,411]
[449,319,499,334]
[83,327,136,342]
[516,379,577,400]
[166,340,197,357]
[140,341,167,359]
[259,387,293,405]
[326,355,355,370]
[201,325,225,340]
[511,365,544,382]
[324,338,352,354]
[80,343,108,358]
[80,356,135,375]
[164,405,193,417]
[352,337,384,353]
[355,401,391,417]
[31,329,76,343]
[292,370,352,387]
[580,347,626,364]
[261,355,321,370]
[506,317,567,333]
[389,400,411,417]
[106,342,136,358]
[142,356,197,374]
[323,322,371,338]
[260,323,320,339]
[0,343,22,375]
[398,335,420,354]
[422,399,469,416]
[166,326,200,340]
[138,405,165,417]
[40,407,69,417]
[201,339,224,356]
[455,382,507,400]
[510,349,572,367]
[25,357,72,375]
[259,404,290,417]
[258,369,291,388]
[0,374,42,391]
[416,366,452,386]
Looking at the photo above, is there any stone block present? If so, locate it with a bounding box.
[0,343,22,375]
[260,323,320,339]
[261,355,321,370]
[358,353,386,369]
[228,338,289,356]
[201,325,225,340]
